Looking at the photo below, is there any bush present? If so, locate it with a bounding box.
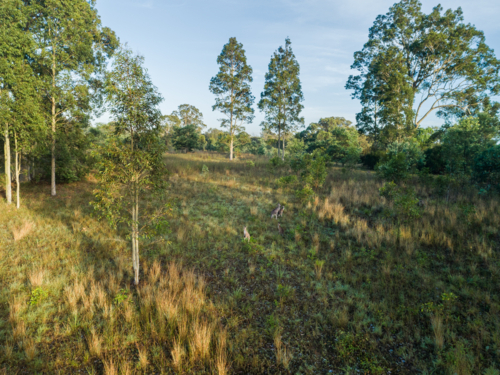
[473,145,500,192]
[277,175,298,189]
[376,140,424,183]
[361,150,384,170]
[295,186,314,203]
[267,156,287,171]
[423,145,446,174]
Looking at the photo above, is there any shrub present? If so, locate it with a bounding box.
[360,151,384,170]
[295,186,314,203]
[376,140,424,183]
[473,145,500,192]
[277,175,298,189]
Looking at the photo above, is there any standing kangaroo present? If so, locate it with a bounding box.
[243,226,251,242]
[270,204,281,219]
[278,205,285,218]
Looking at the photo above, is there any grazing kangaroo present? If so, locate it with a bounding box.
[270,204,281,219]
[278,223,284,237]
[278,205,285,218]
[243,226,251,242]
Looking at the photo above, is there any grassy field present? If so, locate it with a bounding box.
[1,152,499,374]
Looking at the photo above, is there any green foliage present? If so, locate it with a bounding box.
[290,151,328,190]
[201,164,209,175]
[38,123,91,183]
[172,124,201,152]
[473,145,500,192]
[258,38,304,159]
[30,287,48,306]
[267,156,286,171]
[295,186,314,203]
[347,0,500,143]
[441,116,498,177]
[113,289,129,305]
[209,37,254,160]
[376,139,424,183]
[380,182,421,225]
[277,175,298,189]
[168,104,206,131]
[246,160,255,168]
[360,150,385,170]
[297,117,362,167]
[93,47,169,285]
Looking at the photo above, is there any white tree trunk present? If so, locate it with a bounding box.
[51,97,56,196]
[230,136,233,160]
[4,124,12,204]
[14,132,20,209]
[133,185,140,285]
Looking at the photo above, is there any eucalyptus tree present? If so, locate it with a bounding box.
[259,38,304,160]
[30,0,117,196]
[170,104,206,130]
[92,48,168,286]
[209,37,254,160]
[346,0,500,142]
[0,0,44,206]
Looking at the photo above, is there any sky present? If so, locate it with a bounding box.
[95,0,500,136]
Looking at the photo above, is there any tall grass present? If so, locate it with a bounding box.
[0,152,499,374]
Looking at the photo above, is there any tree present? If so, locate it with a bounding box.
[209,37,254,160]
[259,38,304,160]
[296,117,362,166]
[172,124,201,152]
[440,116,498,177]
[1,0,44,206]
[31,0,117,196]
[169,104,206,131]
[92,48,168,286]
[346,0,500,141]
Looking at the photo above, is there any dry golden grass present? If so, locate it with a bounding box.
[11,220,33,241]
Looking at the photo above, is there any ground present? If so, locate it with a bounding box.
[0,152,499,374]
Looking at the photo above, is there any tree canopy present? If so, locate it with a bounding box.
[259,38,304,160]
[209,37,254,160]
[346,0,500,144]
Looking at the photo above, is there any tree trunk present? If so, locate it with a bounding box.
[282,135,286,161]
[4,124,12,204]
[134,186,140,285]
[277,127,281,158]
[230,136,233,160]
[51,96,56,196]
[14,132,20,209]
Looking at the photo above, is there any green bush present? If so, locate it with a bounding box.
[360,150,384,170]
[473,145,500,192]
[376,140,424,183]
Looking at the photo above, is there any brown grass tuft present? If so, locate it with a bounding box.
[11,221,33,241]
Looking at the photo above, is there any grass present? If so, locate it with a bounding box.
[0,151,499,374]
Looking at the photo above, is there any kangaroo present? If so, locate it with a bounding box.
[270,204,281,219]
[243,226,251,242]
[278,223,284,237]
[278,205,285,218]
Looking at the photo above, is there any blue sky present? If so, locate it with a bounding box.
[95,0,500,136]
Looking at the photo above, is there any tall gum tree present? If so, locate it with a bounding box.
[259,38,304,160]
[209,37,254,160]
[346,0,500,142]
[30,0,117,196]
[0,0,42,205]
[92,48,169,286]
[170,104,206,131]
